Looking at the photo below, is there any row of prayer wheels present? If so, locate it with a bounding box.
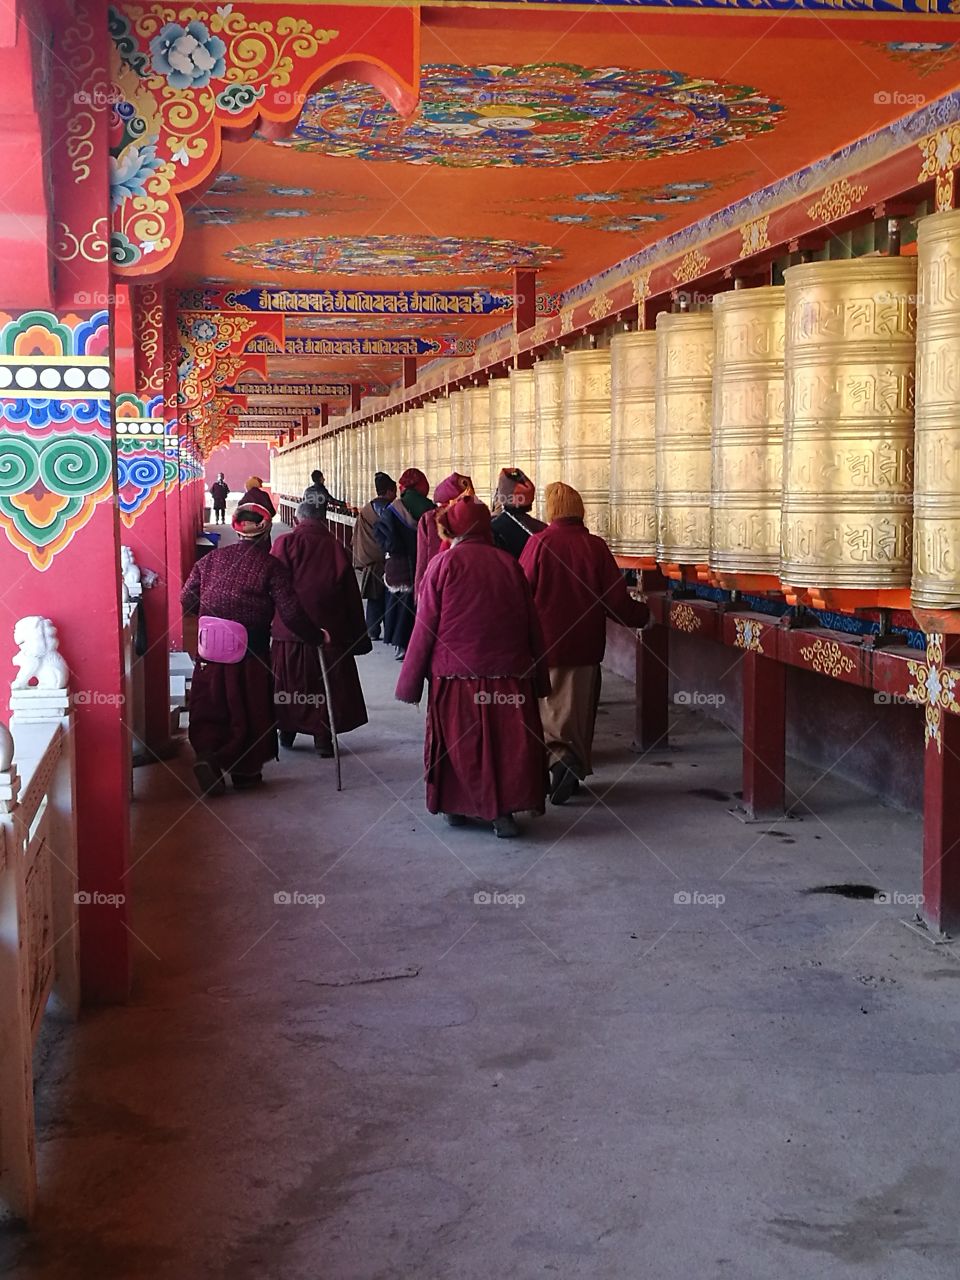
[279,209,960,617]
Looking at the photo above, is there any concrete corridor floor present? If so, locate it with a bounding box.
[3,645,960,1280]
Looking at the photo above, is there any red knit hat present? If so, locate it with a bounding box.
[398,468,429,497]
[232,502,273,537]
[436,495,492,542]
[434,472,474,505]
[496,468,535,509]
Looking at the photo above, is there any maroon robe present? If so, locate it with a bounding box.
[271,519,371,741]
[397,534,550,821]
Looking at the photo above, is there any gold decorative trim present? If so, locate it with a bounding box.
[906,634,960,753]
[739,214,770,258]
[799,637,855,678]
[632,270,651,308]
[589,293,613,322]
[806,178,868,223]
[673,249,710,286]
[734,618,764,653]
[670,602,701,633]
[918,125,960,213]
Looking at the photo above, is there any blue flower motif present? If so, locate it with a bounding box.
[110,142,163,209]
[149,21,226,90]
[190,318,218,342]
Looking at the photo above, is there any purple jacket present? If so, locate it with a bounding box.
[520,518,649,668]
[396,535,550,704]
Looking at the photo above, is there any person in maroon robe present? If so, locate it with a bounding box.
[396,496,550,839]
[181,503,321,795]
[241,475,276,518]
[271,502,371,756]
[520,482,650,805]
[414,471,473,601]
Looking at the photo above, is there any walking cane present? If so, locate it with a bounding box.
[316,631,341,791]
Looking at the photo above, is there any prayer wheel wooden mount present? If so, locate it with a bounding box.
[780,256,917,615]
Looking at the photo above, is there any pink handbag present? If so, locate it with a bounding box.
[197,615,248,664]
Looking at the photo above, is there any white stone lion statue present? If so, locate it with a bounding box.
[11,616,69,690]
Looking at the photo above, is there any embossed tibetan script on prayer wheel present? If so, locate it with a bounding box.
[561,348,612,539]
[710,287,785,576]
[448,390,465,471]
[913,210,960,615]
[463,385,492,502]
[609,330,657,557]
[781,258,916,590]
[488,376,512,488]
[535,358,564,518]
[655,311,714,564]
[435,395,453,479]
[422,401,439,487]
[509,367,537,483]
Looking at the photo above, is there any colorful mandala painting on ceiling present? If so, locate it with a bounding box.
[286,64,783,168]
[224,235,563,275]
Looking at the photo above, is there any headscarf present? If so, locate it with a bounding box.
[495,468,535,511]
[437,495,492,544]
[434,472,474,506]
[398,468,434,520]
[232,502,273,539]
[545,481,585,523]
[245,475,264,490]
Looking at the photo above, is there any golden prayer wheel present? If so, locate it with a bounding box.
[435,396,452,479]
[373,417,387,477]
[781,258,916,589]
[448,390,465,472]
[409,407,426,475]
[509,367,537,483]
[655,311,714,564]
[609,330,657,557]
[561,348,612,538]
[535,358,564,518]
[464,385,493,502]
[710,287,785,576]
[423,401,439,489]
[488,376,512,500]
[913,210,960,614]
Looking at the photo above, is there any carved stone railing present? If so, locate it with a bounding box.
[0,619,79,1221]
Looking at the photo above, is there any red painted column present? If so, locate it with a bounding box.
[741,651,786,821]
[633,624,670,753]
[402,357,417,389]
[515,268,537,335]
[351,384,363,413]
[922,635,960,936]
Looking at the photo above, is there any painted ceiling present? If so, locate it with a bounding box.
[175,7,960,389]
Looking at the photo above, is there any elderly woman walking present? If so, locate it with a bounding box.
[375,467,434,659]
[396,496,550,839]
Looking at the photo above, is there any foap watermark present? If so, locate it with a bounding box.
[874,890,924,907]
[874,90,926,107]
[75,291,122,307]
[674,690,725,708]
[73,690,125,707]
[74,890,126,907]
[674,890,725,908]
[274,890,325,908]
[475,690,526,706]
[474,889,525,908]
[74,87,124,107]
[874,691,914,707]
[275,690,325,707]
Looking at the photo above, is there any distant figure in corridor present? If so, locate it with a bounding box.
[353,471,396,641]
[375,467,434,660]
[491,468,545,559]
[396,496,550,839]
[181,503,320,795]
[414,471,473,601]
[209,472,229,525]
[521,482,649,805]
[302,469,346,520]
[240,475,276,518]
[271,501,370,757]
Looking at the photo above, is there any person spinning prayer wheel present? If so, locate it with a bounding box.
[491,467,546,559]
[396,495,550,839]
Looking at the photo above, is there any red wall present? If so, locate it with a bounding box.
[204,441,271,494]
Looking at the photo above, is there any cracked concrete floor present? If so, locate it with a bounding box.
[3,645,960,1280]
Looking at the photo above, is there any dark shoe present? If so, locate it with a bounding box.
[444,813,467,827]
[193,756,225,797]
[231,772,263,791]
[279,731,296,749]
[314,735,335,758]
[395,650,406,661]
[492,814,520,839]
[550,763,579,806]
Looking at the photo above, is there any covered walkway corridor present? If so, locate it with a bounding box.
[3,649,959,1280]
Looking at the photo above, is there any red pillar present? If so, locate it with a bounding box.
[515,268,537,335]
[922,635,960,936]
[741,651,787,821]
[633,625,670,753]
[163,296,186,650]
[351,384,362,413]
[403,357,417,389]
